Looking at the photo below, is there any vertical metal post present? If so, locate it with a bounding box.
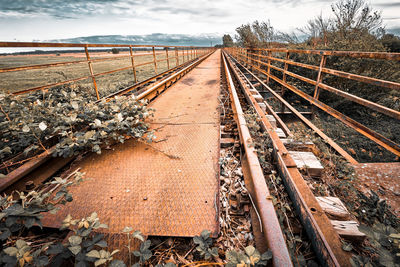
[281,52,290,113]
[166,47,170,70]
[312,54,327,118]
[266,51,272,85]
[175,47,179,66]
[185,48,187,62]
[85,46,100,100]
[129,45,137,83]
[152,46,158,75]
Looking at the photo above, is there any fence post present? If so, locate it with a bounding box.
[175,47,179,66]
[281,52,290,113]
[266,50,272,85]
[129,45,137,83]
[152,46,158,75]
[312,54,327,118]
[165,47,170,70]
[84,46,100,100]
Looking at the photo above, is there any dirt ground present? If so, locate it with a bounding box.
[354,162,400,216]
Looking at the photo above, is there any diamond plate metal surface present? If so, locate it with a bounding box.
[42,50,221,237]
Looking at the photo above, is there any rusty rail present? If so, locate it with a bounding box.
[226,47,400,158]
[223,51,351,266]
[222,52,293,267]
[0,42,212,100]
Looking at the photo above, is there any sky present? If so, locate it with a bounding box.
[0,0,399,44]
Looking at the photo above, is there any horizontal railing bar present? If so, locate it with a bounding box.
[93,65,132,77]
[252,48,400,60]
[12,75,91,95]
[318,82,400,120]
[134,61,158,68]
[0,41,209,49]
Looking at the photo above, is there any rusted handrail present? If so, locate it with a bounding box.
[226,47,400,158]
[252,47,400,60]
[0,42,212,100]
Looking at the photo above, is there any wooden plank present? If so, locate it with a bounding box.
[289,151,323,176]
[316,197,351,220]
[221,138,235,148]
[330,220,366,241]
[275,128,286,138]
[266,115,277,128]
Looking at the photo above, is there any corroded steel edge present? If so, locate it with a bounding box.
[224,51,351,266]
[222,52,293,266]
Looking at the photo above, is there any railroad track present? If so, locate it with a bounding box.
[222,51,352,266]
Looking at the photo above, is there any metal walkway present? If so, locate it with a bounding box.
[42,50,221,237]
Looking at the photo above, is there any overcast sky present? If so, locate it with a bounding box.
[0,0,399,42]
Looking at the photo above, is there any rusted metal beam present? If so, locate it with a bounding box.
[129,45,137,83]
[175,47,179,66]
[222,52,293,267]
[252,47,400,60]
[152,47,158,75]
[0,41,210,49]
[85,46,100,100]
[281,52,290,113]
[166,47,170,70]
[0,147,55,192]
[312,55,327,117]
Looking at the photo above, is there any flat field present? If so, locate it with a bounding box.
[0,50,193,98]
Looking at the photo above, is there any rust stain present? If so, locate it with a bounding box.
[354,162,400,216]
[41,50,222,237]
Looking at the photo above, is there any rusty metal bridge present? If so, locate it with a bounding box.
[0,41,399,266]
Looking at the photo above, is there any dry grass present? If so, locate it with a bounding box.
[0,50,194,98]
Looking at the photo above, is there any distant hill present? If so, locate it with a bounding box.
[49,33,222,47]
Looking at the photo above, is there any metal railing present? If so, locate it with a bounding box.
[226,47,400,158]
[0,42,212,100]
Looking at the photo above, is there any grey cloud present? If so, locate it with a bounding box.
[49,33,222,46]
[0,0,133,18]
[374,2,400,8]
[149,6,230,18]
